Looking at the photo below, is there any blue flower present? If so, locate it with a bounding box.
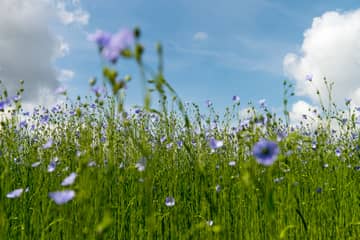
[88,30,112,48]
[232,95,240,102]
[42,138,53,149]
[49,190,75,205]
[102,29,134,62]
[209,137,223,150]
[6,188,23,198]
[165,197,175,207]
[306,74,313,82]
[252,139,279,166]
[61,172,77,186]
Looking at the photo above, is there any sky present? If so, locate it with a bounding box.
[2,0,360,121]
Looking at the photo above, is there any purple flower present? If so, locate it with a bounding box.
[209,137,224,150]
[335,148,341,157]
[165,196,175,207]
[61,172,77,186]
[205,100,212,107]
[88,30,112,48]
[306,74,313,82]
[48,160,57,172]
[49,190,75,205]
[102,29,134,62]
[19,120,27,129]
[40,115,49,124]
[232,95,240,102]
[6,188,23,198]
[252,139,279,166]
[259,99,266,108]
[42,138,53,149]
[0,99,9,110]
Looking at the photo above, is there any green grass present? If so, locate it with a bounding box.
[1,28,360,239]
[1,97,360,240]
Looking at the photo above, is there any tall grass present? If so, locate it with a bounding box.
[1,28,360,239]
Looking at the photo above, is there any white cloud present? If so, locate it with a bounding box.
[0,0,88,109]
[56,1,89,25]
[289,100,319,126]
[56,37,70,57]
[0,0,59,107]
[283,9,360,107]
[58,69,75,82]
[193,32,208,41]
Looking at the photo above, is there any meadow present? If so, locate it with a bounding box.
[1,27,360,239]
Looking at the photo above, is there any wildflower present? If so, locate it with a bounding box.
[207,220,214,226]
[160,136,166,143]
[232,95,240,102]
[335,148,341,157]
[228,161,236,166]
[177,140,183,149]
[88,161,97,167]
[311,141,317,150]
[102,29,134,62]
[19,120,27,129]
[61,172,77,186]
[209,137,223,150]
[6,188,23,198]
[259,99,266,108]
[49,190,75,205]
[306,74,313,82]
[316,187,322,193]
[273,177,284,183]
[0,100,6,110]
[42,138,53,149]
[88,30,112,49]
[48,160,57,172]
[215,184,221,192]
[135,158,146,172]
[165,197,175,207]
[40,115,49,124]
[252,139,279,166]
[205,100,212,107]
[166,142,173,149]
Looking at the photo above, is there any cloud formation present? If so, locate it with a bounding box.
[0,0,89,109]
[283,9,360,106]
[56,1,89,25]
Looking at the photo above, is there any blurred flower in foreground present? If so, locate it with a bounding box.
[6,188,23,199]
[88,30,112,49]
[252,139,279,166]
[61,172,77,186]
[49,190,75,205]
[165,197,175,207]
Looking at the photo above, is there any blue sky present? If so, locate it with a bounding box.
[2,0,360,118]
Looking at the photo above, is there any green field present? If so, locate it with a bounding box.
[1,28,360,239]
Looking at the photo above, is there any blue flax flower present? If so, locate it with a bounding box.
[253,139,279,166]
[6,188,23,199]
[49,190,75,205]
